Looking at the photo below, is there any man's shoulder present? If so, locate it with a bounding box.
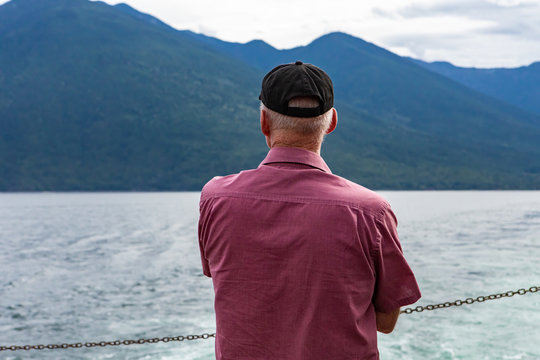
[200,169,255,199]
[200,167,391,218]
[327,174,391,217]
[200,174,233,196]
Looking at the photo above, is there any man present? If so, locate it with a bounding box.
[198,61,421,359]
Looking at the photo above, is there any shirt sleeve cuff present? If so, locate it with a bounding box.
[375,291,422,313]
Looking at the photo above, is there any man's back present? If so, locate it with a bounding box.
[199,147,421,359]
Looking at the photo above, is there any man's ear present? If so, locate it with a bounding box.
[260,109,271,136]
[326,108,338,134]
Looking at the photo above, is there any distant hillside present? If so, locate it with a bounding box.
[410,59,540,116]
[0,0,265,190]
[1,0,540,190]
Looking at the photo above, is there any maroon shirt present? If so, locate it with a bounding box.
[198,147,421,360]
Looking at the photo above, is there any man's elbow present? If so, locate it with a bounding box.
[376,307,400,334]
[376,323,396,334]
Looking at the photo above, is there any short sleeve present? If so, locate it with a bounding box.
[198,195,214,277]
[372,206,421,313]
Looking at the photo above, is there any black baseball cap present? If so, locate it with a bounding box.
[259,61,334,118]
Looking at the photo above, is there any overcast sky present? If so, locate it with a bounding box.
[2,0,539,67]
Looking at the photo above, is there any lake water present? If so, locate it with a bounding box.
[1,191,539,359]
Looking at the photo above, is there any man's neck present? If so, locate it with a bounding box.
[269,132,322,155]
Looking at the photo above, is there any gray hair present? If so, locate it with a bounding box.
[260,97,333,135]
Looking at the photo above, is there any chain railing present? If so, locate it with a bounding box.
[0,333,215,352]
[1,285,538,352]
[400,285,538,314]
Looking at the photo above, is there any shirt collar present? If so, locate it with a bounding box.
[260,146,332,174]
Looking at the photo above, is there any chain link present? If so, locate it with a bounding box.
[0,333,215,352]
[400,285,539,314]
[1,285,538,351]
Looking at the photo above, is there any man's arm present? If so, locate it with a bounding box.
[371,205,421,334]
[376,308,400,334]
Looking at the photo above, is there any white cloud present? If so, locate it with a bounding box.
[485,0,536,6]
[366,0,540,66]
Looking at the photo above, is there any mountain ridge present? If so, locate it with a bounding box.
[410,58,540,116]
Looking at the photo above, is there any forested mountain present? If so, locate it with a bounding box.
[0,0,264,190]
[410,59,540,116]
[1,0,540,190]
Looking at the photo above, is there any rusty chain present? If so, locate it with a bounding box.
[0,333,215,352]
[400,285,539,314]
[1,285,538,351]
